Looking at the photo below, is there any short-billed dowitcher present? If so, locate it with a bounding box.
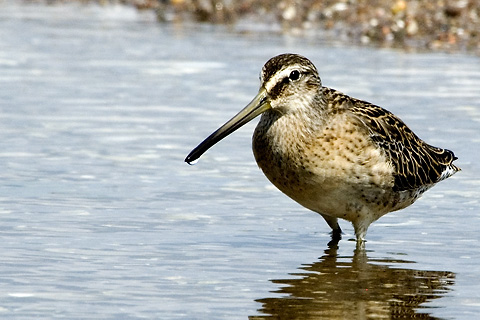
[185,54,459,243]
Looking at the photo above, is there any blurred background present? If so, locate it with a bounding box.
[102,0,480,53]
[0,1,479,319]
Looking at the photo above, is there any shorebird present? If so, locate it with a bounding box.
[185,54,459,243]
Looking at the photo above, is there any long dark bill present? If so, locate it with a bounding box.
[185,87,270,164]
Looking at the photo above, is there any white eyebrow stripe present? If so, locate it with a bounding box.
[264,64,303,92]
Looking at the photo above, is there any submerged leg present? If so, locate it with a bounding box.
[328,228,342,247]
[320,214,342,245]
[353,220,369,243]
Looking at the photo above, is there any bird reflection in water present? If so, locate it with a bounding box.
[250,244,455,319]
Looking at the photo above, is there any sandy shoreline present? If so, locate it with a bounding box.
[22,0,480,55]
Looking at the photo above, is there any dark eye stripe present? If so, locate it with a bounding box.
[268,69,303,99]
[269,78,287,100]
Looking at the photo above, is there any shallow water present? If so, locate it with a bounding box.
[0,2,479,319]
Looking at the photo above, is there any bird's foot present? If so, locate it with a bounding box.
[327,228,342,247]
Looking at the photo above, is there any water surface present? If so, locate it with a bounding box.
[0,2,479,319]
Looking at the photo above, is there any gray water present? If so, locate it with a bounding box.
[0,2,479,319]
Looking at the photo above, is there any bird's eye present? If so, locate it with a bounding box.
[289,70,300,81]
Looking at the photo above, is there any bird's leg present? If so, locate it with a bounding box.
[328,229,342,247]
[355,239,366,251]
[353,221,368,243]
[320,214,342,245]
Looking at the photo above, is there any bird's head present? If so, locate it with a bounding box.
[185,54,322,164]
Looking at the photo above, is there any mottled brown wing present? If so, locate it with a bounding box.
[326,88,459,191]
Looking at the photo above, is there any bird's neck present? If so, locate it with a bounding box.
[253,94,327,162]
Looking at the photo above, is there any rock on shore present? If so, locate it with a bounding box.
[28,0,480,54]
